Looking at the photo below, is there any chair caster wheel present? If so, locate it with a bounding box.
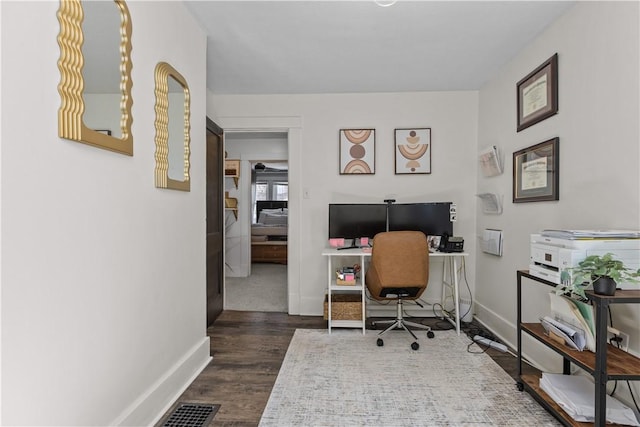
[411,342,419,350]
[516,382,524,392]
[377,338,384,347]
[427,331,435,339]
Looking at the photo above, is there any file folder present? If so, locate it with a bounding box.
[549,292,595,352]
[540,316,586,351]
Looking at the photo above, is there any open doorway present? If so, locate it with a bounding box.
[224,132,288,312]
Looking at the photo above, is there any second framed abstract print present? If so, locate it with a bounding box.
[340,129,375,174]
[395,128,431,174]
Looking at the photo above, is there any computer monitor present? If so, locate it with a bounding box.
[388,202,453,237]
[328,204,387,240]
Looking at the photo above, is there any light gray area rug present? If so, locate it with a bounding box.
[226,263,287,312]
[259,329,560,426]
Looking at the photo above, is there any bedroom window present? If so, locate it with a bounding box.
[256,182,268,200]
[252,162,288,223]
[255,181,288,201]
[274,183,288,201]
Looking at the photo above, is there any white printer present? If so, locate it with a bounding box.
[529,230,640,288]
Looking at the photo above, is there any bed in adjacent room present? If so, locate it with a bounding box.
[251,201,288,264]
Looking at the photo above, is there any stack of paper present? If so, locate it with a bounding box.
[481,229,503,256]
[541,229,640,239]
[540,373,640,425]
[549,292,595,352]
[476,193,503,214]
[540,316,586,351]
[478,145,503,177]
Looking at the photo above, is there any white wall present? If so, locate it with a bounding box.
[476,0,639,396]
[0,2,209,425]
[209,92,479,316]
[0,3,3,423]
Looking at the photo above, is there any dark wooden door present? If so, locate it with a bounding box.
[206,118,224,326]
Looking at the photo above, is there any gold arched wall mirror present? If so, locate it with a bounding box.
[57,0,133,155]
[154,62,191,191]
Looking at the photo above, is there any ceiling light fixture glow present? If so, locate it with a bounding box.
[374,0,397,7]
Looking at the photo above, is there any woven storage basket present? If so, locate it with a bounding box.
[323,294,362,320]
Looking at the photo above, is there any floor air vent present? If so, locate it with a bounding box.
[162,403,219,427]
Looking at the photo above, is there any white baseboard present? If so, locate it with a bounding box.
[299,295,323,316]
[111,337,212,426]
[287,289,300,315]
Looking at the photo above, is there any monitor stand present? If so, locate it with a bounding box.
[337,238,371,251]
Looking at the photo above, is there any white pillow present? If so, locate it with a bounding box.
[259,211,288,225]
[260,208,287,216]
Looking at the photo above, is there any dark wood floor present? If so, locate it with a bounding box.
[157,311,539,427]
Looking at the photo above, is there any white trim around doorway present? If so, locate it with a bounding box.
[217,115,303,315]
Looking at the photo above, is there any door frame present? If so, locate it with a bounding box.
[206,117,224,325]
[218,115,302,315]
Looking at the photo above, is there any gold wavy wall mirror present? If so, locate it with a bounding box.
[57,0,133,155]
[154,62,191,191]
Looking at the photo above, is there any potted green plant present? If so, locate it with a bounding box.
[556,252,640,299]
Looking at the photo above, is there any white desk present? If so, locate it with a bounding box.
[321,248,369,334]
[434,251,469,335]
[321,247,468,335]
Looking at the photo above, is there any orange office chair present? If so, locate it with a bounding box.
[366,231,434,350]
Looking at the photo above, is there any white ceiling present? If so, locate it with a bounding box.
[184,0,575,95]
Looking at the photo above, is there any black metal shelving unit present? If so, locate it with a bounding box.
[516,270,640,426]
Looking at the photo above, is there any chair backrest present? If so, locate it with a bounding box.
[366,231,429,300]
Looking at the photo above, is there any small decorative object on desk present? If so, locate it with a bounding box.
[336,267,356,285]
[329,238,345,248]
[427,235,441,252]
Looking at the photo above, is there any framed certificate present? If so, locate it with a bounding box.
[517,54,558,132]
[513,138,559,203]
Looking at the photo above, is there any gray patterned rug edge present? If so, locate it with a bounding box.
[259,329,560,426]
